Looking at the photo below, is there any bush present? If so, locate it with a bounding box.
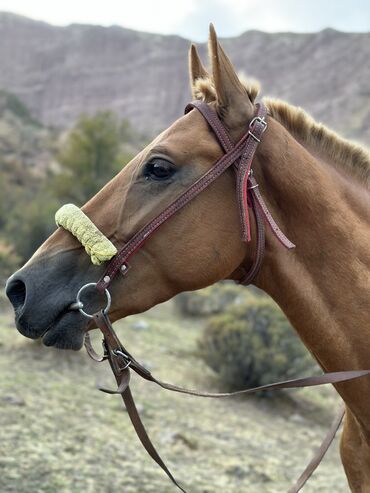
[52,111,133,204]
[0,240,21,278]
[4,189,60,262]
[199,298,314,391]
[174,283,251,317]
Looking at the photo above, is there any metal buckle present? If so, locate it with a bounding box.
[248,116,267,142]
[75,282,112,319]
[113,349,132,370]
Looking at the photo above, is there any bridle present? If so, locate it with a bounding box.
[94,100,295,294]
[66,101,370,492]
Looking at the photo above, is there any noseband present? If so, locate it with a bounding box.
[55,101,370,492]
[55,203,117,265]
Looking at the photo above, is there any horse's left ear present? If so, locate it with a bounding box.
[188,43,214,101]
[208,23,255,130]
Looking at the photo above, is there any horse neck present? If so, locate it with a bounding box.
[254,118,370,435]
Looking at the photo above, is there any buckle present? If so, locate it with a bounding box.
[113,349,132,371]
[248,116,267,143]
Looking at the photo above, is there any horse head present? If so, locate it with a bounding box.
[6,25,274,349]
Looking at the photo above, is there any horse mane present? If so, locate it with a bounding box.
[193,77,370,190]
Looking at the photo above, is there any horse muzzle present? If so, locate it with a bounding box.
[5,250,104,349]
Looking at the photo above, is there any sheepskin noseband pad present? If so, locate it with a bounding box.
[55,204,117,265]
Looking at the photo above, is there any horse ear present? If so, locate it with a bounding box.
[208,23,254,129]
[188,43,212,100]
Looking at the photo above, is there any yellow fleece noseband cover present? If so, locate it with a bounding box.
[55,204,117,265]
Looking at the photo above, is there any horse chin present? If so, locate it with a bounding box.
[41,312,87,350]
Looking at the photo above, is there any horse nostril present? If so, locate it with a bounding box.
[6,278,27,313]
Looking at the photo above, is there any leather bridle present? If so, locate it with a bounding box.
[95,100,295,293]
[69,101,370,492]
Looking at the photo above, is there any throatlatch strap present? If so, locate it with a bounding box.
[185,101,295,283]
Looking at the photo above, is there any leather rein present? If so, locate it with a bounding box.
[72,101,370,492]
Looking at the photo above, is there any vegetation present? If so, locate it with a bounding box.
[0,94,346,492]
[52,112,134,204]
[0,300,345,493]
[0,95,142,273]
[0,240,20,279]
[199,297,315,390]
[0,89,39,126]
[174,283,247,316]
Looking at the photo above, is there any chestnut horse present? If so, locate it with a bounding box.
[5,25,370,492]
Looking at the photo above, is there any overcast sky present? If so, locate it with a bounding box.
[0,0,369,40]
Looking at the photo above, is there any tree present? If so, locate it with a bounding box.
[0,110,140,270]
[52,111,133,204]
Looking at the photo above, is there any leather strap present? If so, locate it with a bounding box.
[287,405,345,493]
[88,311,370,492]
[184,100,234,152]
[250,173,296,249]
[238,182,266,285]
[93,311,187,492]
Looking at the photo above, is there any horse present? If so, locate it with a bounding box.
[5,24,370,492]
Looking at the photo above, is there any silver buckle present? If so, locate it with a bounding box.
[248,116,267,142]
[113,349,132,370]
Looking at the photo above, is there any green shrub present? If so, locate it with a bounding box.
[199,298,314,391]
[0,240,21,278]
[0,90,39,126]
[4,189,60,262]
[52,111,133,204]
[174,283,253,317]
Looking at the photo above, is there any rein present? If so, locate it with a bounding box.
[56,101,370,492]
[86,309,363,493]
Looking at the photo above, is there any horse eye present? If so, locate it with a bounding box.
[144,158,175,181]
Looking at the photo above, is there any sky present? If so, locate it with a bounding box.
[0,0,369,41]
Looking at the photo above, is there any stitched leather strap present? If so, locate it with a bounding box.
[250,174,296,249]
[238,185,266,285]
[184,100,234,152]
[88,311,370,493]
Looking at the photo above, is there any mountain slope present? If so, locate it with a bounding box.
[1,12,370,143]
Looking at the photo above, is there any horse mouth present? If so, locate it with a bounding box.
[40,307,88,350]
[12,302,88,351]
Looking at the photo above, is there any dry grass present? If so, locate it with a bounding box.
[0,299,347,493]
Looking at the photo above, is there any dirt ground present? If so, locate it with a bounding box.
[0,299,349,493]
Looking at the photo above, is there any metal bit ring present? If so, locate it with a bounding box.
[75,282,111,319]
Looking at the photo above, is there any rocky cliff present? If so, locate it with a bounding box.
[1,12,370,143]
